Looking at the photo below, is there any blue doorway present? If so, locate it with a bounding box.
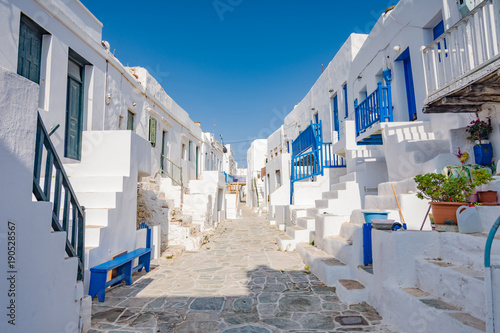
[396,48,417,121]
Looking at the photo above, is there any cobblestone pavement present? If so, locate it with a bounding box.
[90,206,396,333]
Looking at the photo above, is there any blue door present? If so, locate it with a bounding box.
[396,48,417,121]
[332,96,339,140]
[65,59,84,160]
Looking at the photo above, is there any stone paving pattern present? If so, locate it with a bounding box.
[90,206,396,332]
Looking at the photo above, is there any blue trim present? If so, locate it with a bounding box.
[485,215,500,268]
[396,48,417,121]
[433,21,445,39]
[332,95,339,140]
[343,84,348,118]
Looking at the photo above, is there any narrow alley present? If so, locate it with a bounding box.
[90,206,395,332]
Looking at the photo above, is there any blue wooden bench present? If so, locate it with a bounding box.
[89,223,152,302]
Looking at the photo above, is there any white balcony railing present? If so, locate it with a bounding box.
[422,0,500,99]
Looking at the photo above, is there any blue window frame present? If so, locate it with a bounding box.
[332,96,339,140]
[314,113,319,124]
[343,84,348,118]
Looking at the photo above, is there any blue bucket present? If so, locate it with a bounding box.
[362,211,389,224]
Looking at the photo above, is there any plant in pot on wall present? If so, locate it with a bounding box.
[466,119,494,166]
[414,170,493,231]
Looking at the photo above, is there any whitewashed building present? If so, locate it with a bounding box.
[246,139,267,210]
[0,0,228,331]
[267,0,500,332]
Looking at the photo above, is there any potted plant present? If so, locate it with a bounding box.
[466,119,494,165]
[414,170,493,228]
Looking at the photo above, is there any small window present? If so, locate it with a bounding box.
[182,144,186,160]
[188,141,192,161]
[276,170,281,188]
[314,113,319,124]
[127,110,134,131]
[17,14,48,84]
[149,117,157,147]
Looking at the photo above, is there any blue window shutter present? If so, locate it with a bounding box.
[433,21,445,40]
[17,15,45,84]
[149,117,157,147]
[343,84,348,118]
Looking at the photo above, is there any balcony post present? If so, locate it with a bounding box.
[354,99,359,136]
[377,82,384,123]
[386,80,393,122]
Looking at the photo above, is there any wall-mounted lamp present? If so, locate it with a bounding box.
[311,107,316,111]
[393,45,401,52]
[329,89,334,93]
[132,102,137,107]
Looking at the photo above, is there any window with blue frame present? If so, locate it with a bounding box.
[332,95,339,140]
[17,14,48,84]
[342,84,348,118]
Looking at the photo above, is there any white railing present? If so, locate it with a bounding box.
[422,0,500,98]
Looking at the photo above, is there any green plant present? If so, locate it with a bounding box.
[414,170,492,202]
[466,119,493,143]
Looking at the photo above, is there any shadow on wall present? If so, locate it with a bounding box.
[89,264,388,332]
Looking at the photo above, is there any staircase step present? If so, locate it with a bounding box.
[339,172,356,183]
[416,258,485,319]
[393,287,487,332]
[286,226,311,243]
[296,243,349,286]
[297,217,315,230]
[314,214,349,249]
[84,208,109,227]
[336,279,368,304]
[276,234,295,251]
[84,225,104,248]
[322,235,353,265]
[68,176,124,192]
[322,191,339,200]
[331,182,347,192]
[75,192,117,209]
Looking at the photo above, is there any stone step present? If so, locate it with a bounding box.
[68,176,124,193]
[286,226,311,244]
[296,243,350,287]
[338,172,356,183]
[314,214,349,250]
[276,234,295,251]
[314,198,359,216]
[322,235,353,266]
[339,222,361,241]
[75,192,117,209]
[336,279,368,304]
[416,258,485,319]
[84,225,104,248]
[297,217,315,230]
[84,208,109,227]
[330,182,347,192]
[322,191,340,200]
[306,207,326,218]
[383,286,487,333]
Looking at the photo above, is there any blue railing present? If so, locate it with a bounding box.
[291,149,322,182]
[292,121,320,155]
[321,143,346,168]
[33,113,85,281]
[355,82,393,136]
[290,121,346,203]
[485,215,500,269]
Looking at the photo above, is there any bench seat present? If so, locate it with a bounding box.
[89,247,151,302]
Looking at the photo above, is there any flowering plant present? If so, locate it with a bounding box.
[466,119,493,143]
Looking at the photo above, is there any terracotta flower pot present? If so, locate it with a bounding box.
[478,190,498,204]
[429,202,467,225]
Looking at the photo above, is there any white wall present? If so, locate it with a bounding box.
[246,139,267,208]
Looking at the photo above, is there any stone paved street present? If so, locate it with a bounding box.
[90,206,396,332]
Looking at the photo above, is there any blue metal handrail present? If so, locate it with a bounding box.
[33,113,85,281]
[292,121,321,155]
[289,121,346,203]
[355,82,393,136]
[485,215,500,268]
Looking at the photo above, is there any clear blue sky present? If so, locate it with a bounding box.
[82,0,398,167]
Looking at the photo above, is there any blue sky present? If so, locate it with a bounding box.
[82,0,398,167]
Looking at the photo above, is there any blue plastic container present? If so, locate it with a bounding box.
[362,211,389,224]
[361,211,389,265]
[473,143,493,166]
